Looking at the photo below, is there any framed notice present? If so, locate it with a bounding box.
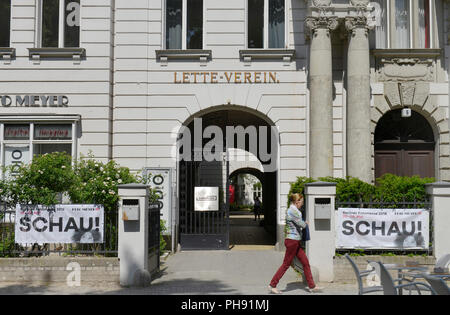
[195,187,219,211]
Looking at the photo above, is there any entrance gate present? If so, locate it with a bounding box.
[179,158,230,250]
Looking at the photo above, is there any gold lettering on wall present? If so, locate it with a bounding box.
[173,72,280,84]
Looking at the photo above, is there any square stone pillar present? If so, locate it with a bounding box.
[118,184,150,287]
[425,182,450,261]
[304,182,337,282]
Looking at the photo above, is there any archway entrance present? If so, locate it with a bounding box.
[177,108,278,250]
[375,109,435,179]
[228,166,276,249]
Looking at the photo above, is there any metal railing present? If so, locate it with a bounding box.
[0,202,119,257]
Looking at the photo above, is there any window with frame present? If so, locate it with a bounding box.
[165,0,203,50]
[40,0,80,48]
[0,0,11,47]
[247,0,286,49]
[371,0,432,49]
[1,123,75,175]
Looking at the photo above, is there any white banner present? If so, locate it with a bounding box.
[337,208,429,250]
[15,204,104,245]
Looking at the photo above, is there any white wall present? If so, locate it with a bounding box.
[0,0,115,161]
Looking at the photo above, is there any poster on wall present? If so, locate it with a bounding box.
[4,145,30,176]
[195,187,219,211]
[143,168,172,234]
[336,208,429,250]
[15,204,104,245]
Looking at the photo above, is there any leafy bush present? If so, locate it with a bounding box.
[68,154,137,212]
[0,152,171,257]
[375,174,434,203]
[3,152,76,206]
[288,174,435,204]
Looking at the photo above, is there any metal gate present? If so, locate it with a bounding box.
[179,157,230,250]
[148,201,161,272]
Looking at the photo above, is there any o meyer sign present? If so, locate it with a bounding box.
[1,95,69,107]
[15,204,104,245]
[337,208,429,250]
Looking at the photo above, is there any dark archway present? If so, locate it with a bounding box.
[177,108,278,250]
[375,109,435,179]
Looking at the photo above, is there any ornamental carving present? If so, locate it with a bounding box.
[373,49,440,83]
[384,81,430,108]
[350,0,370,7]
[305,16,339,35]
[312,0,332,7]
[378,57,435,82]
[345,16,371,30]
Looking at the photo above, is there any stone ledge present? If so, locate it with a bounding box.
[239,49,295,66]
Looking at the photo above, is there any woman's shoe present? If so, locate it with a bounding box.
[268,285,282,294]
[307,286,323,293]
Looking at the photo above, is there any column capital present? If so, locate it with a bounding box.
[305,16,339,37]
[345,16,373,34]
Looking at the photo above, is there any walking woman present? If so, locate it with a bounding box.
[268,193,322,294]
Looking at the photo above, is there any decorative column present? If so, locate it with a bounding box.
[305,16,338,179]
[345,15,372,183]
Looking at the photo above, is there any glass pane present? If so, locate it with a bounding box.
[418,0,430,48]
[42,0,60,47]
[166,0,182,49]
[64,0,80,47]
[33,143,72,156]
[248,0,264,48]
[34,124,72,140]
[269,0,284,48]
[369,0,387,49]
[394,0,410,48]
[187,0,203,49]
[4,125,30,140]
[0,0,11,47]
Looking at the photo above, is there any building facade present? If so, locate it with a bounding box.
[1,0,449,250]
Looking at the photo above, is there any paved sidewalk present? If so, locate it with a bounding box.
[0,250,362,295]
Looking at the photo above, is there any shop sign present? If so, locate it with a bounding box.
[0,95,69,107]
[35,124,72,140]
[174,71,280,84]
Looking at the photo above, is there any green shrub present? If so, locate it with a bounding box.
[375,174,434,203]
[68,154,137,212]
[4,152,76,205]
[288,174,434,205]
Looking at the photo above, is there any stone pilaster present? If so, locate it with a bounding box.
[305,16,338,179]
[345,16,373,183]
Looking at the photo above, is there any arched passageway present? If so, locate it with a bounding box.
[177,108,278,250]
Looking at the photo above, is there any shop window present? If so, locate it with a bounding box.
[247,0,286,49]
[370,0,432,49]
[0,0,11,47]
[165,0,203,49]
[40,0,80,48]
[2,123,74,174]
